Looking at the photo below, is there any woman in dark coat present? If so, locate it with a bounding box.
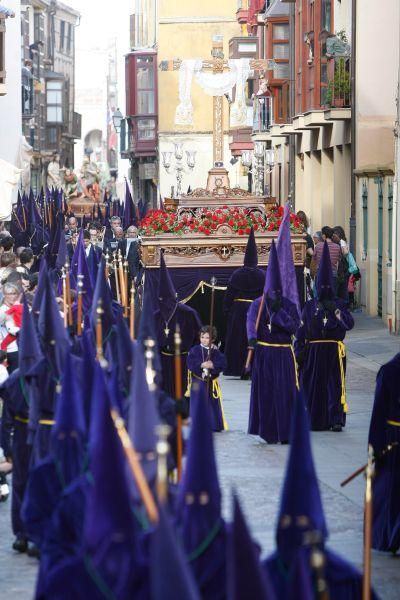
[295,242,354,431]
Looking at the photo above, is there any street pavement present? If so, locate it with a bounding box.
[0,312,399,598]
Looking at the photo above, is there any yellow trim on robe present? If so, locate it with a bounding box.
[234,298,253,303]
[256,341,299,390]
[309,340,348,413]
[387,419,400,427]
[15,415,29,424]
[39,419,55,426]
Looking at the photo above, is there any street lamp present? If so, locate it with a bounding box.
[241,146,275,196]
[112,108,123,133]
[162,142,196,198]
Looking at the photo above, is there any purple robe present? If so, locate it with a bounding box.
[264,547,376,600]
[0,371,31,542]
[223,267,264,376]
[368,353,400,553]
[155,303,201,398]
[247,297,300,443]
[295,299,354,431]
[187,344,227,432]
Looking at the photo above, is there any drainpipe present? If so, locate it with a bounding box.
[393,9,400,333]
[288,0,296,210]
[349,0,357,255]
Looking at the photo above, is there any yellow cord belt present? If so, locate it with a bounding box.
[15,415,29,424]
[256,341,299,390]
[234,298,253,303]
[309,340,348,413]
[39,419,55,426]
[387,419,400,427]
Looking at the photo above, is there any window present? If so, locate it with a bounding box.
[47,126,57,145]
[273,63,289,79]
[273,43,289,60]
[66,23,73,54]
[271,21,289,82]
[0,19,5,86]
[34,12,43,43]
[273,24,289,39]
[59,20,65,51]
[136,56,155,115]
[321,0,332,32]
[47,80,63,122]
[137,118,156,140]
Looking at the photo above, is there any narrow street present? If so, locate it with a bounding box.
[1,312,399,599]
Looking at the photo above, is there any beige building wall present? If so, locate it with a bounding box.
[355,0,399,324]
[157,0,242,196]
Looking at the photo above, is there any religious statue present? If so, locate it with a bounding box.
[62,168,81,200]
[47,154,62,190]
[79,156,101,200]
[18,136,33,194]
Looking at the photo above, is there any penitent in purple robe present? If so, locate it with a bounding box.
[368,352,400,553]
[295,298,354,431]
[187,344,227,431]
[223,268,265,376]
[155,304,202,398]
[247,297,300,443]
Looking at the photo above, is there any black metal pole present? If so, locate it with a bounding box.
[350,0,357,255]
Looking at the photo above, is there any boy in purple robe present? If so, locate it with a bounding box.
[368,352,400,554]
[247,241,300,444]
[187,325,228,432]
[295,241,354,432]
[224,228,264,377]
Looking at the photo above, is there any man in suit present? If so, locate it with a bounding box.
[118,226,140,279]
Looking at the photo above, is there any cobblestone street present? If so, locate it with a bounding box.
[0,313,399,598]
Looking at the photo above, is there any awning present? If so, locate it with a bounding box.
[0,5,15,18]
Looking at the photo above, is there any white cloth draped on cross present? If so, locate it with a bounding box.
[174,58,253,128]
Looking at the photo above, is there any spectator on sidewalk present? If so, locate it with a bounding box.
[311,226,341,293]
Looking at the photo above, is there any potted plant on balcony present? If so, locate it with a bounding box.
[325,58,351,108]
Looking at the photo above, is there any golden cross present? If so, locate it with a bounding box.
[160,36,272,168]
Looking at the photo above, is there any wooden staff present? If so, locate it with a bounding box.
[95,300,104,363]
[77,274,84,336]
[174,325,183,481]
[111,408,159,524]
[156,424,171,504]
[340,442,398,487]
[123,259,129,317]
[61,267,68,328]
[105,251,110,280]
[204,276,217,395]
[64,260,73,327]
[118,250,126,309]
[244,293,265,371]
[130,281,135,340]
[363,445,374,600]
[112,252,121,304]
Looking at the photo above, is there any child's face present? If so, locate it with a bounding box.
[200,332,210,347]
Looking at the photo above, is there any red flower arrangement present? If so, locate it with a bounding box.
[139,205,303,236]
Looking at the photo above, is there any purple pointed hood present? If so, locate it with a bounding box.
[243,227,258,268]
[316,241,335,300]
[264,240,282,300]
[176,381,223,549]
[276,392,328,563]
[18,297,43,377]
[158,251,177,322]
[276,203,300,316]
[227,495,276,600]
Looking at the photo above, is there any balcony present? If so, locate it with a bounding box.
[236,0,248,24]
[323,57,351,109]
[120,116,157,158]
[253,96,273,134]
